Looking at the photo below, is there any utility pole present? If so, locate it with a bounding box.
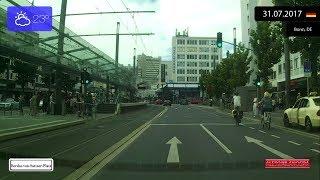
[133,48,136,77]
[233,27,237,53]
[115,22,120,104]
[55,0,68,115]
[284,36,291,108]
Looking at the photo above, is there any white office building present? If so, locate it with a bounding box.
[137,53,161,86]
[172,30,222,83]
[240,0,309,91]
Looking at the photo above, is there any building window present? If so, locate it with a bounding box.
[187,76,197,82]
[199,47,209,52]
[187,40,198,45]
[199,40,209,45]
[177,76,185,82]
[278,64,282,74]
[177,54,185,59]
[177,61,185,67]
[177,39,185,45]
[177,69,185,74]
[199,55,209,60]
[186,62,197,67]
[186,54,198,59]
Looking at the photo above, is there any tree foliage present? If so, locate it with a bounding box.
[11,61,37,92]
[273,0,320,91]
[250,21,283,90]
[0,57,9,74]
[199,43,252,98]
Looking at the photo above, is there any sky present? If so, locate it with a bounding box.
[6,0,242,66]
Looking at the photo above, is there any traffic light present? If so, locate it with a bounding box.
[81,68,92,85]
[216,32,222,48]
[254,75,261,87]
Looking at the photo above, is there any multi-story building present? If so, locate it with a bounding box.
[137,54,161,86]
[241,0,310,93]
[172,30,222,83]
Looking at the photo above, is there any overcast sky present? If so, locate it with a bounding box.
[23,0,241,65]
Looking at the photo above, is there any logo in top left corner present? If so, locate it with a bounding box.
[7,6,52,32]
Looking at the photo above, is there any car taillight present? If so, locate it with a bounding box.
[317,110,320,116]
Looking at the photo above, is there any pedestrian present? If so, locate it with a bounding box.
[49,93,55,115]
[253,97,258,117]
[30,94,37,116]
[92,95,97,120]
[18,95,24,116]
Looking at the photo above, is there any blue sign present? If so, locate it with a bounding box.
[304,61,311,73]
[7,6,52,32]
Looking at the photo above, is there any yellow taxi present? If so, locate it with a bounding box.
[283,95,320,132]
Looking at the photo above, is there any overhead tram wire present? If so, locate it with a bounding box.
[120,0,149,54]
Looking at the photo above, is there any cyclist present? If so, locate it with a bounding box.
[232,91,242,125]
[259,91,273,128]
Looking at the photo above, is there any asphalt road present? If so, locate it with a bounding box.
[0,105,165,180]
[0,104,319,180]
[90,104,320,180]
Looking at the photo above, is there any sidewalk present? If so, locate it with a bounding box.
[0,109,114,142]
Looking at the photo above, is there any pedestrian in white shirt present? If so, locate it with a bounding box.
[253,97,258,117]
[233,92,241,110]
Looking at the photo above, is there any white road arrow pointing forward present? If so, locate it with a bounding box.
[166,137,182,163]
[245,136,294,159]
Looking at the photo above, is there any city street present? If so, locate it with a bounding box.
[86,104,320,180]
[0,104,319,180]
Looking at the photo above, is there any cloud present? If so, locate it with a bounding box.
[15,15,31,26]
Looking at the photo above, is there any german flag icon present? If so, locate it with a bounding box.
[306,12,317,18]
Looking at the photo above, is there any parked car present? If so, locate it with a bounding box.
[180,99,189,105]
[0,98,20,110]
[155,99,163,105]
[190,98,202,104]
[283,96,320,132]
[163,100,172,106]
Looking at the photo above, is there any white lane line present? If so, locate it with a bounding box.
[314,142,320,146]
[259,130,266,134]
[310,149,320,153]
[151,123,199,126]
[239,123,245,126]
[271,135,280,139]
[288,141,301,146]
[200,124,232,154]
[249,127,255,130]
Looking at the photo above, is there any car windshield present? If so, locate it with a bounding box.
[313,98,320,106]
[0,1,319,180]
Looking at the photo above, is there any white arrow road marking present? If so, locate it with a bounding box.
[259,130,266,134]
[166,137,182,163]
[200,124,232,154]
[288,141,301,146]
[245,136,294,159]
[310,149,320,153]
[249,127,255,130]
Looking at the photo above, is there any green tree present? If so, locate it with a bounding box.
[199,43,252,98]
[250,21,283,90]
[12,61,37,93]
[0,57,9,75]
[273,0,320,92]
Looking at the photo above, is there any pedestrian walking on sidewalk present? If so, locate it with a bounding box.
[30,94,38,116]
[49,93,55,115]
[253,97,258,117]
[18,95,24,115]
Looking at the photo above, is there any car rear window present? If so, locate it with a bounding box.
[313,98,320,106]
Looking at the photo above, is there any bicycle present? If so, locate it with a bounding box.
[261,111,272,130]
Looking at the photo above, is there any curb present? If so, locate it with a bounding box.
[0,119,85,142]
